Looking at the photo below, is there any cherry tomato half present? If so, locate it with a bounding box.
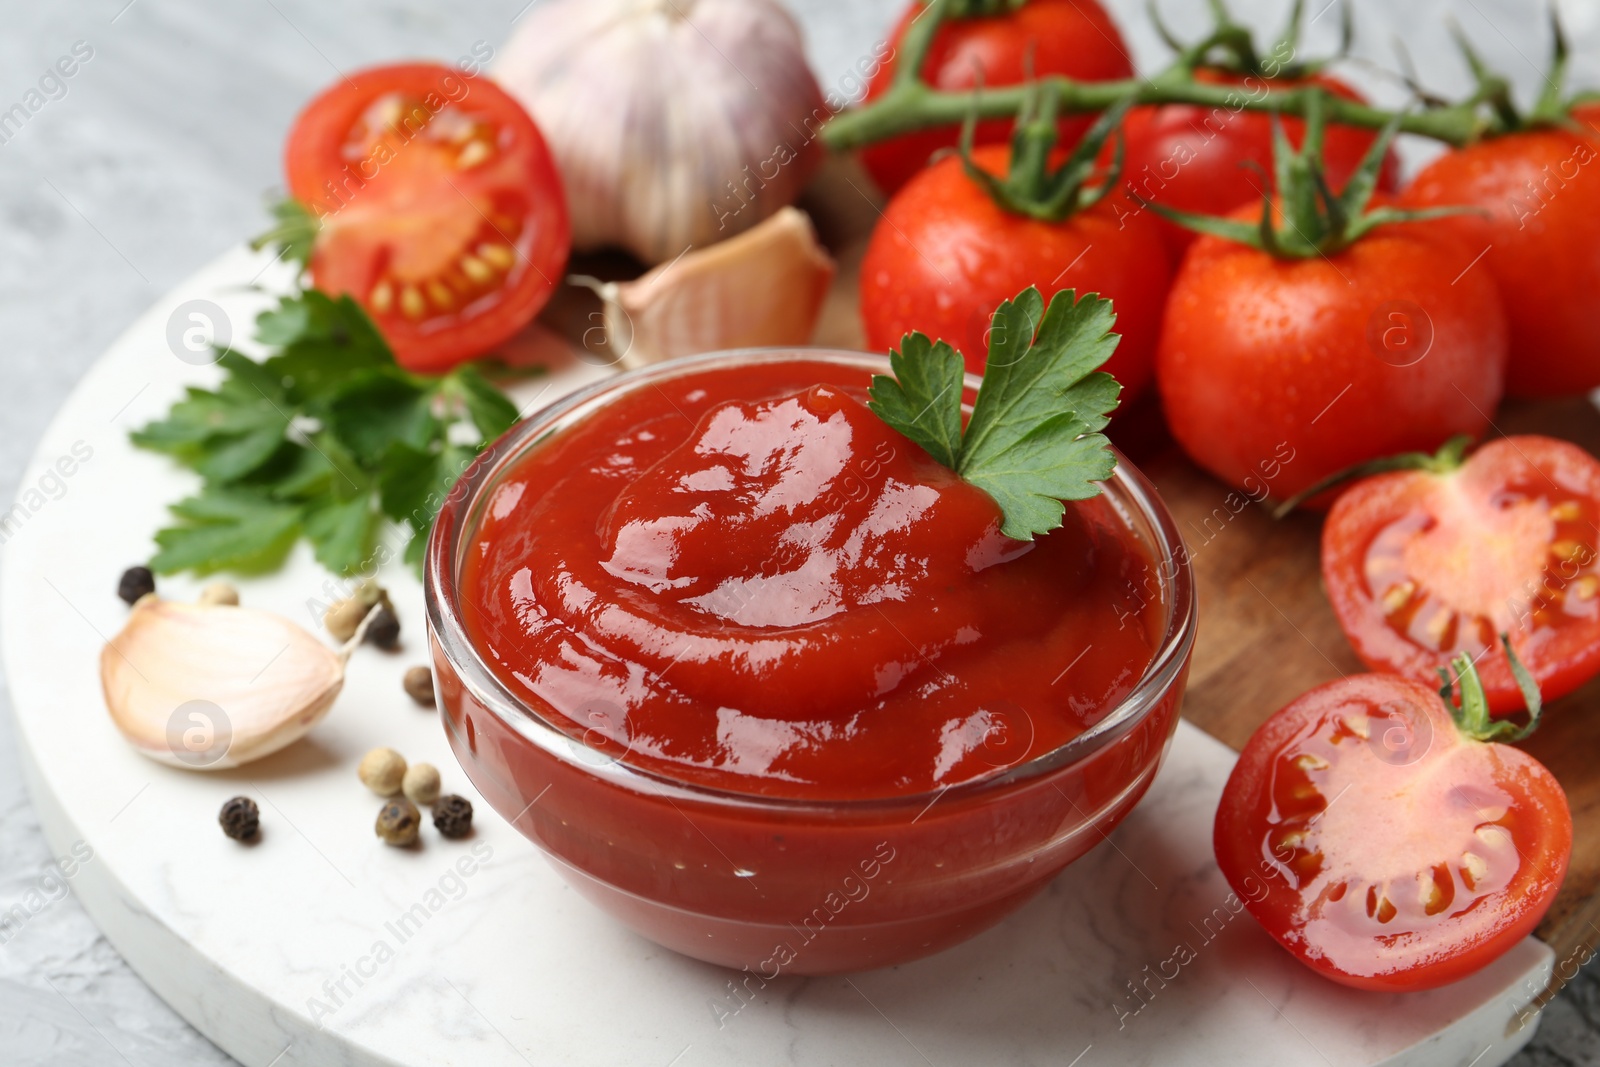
[860,145,1170,400]
[859,0,1134,195]
[1323,435,1600,713]
[1215,672,1570,991]
[286,63,570,373]
[1400,127,1600,397]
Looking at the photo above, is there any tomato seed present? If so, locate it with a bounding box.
[1380,580,1415,614]
[1461,850,1487,889]
[1550,499,1582,522]
[460,254,492,284]
[478,243,515,270]
[457,140,492,169]
[400,285,426,319]
[1552,539,1587,564]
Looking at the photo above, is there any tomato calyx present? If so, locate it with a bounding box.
[1137,93,1471,258]
[942,0,1029,17]
[1439,638,1545,744]
[1273,435,1473,519]
[1453,8,1586,138]
[957,82,1134,221]
[1152,0,1349,82]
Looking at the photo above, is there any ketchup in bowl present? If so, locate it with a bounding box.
[426,350,1195,974]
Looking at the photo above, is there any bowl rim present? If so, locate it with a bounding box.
[424,347,1197,815]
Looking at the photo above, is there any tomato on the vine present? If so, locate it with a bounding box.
[1399,126,1600,396]
[285,63,570,374]
[859,0,1133,195]
[1120,69,1400,258]
[1322,435,1600,713]
[1158,199,1507,502]
[859,144,1170,399]
[1214,662,1570,991]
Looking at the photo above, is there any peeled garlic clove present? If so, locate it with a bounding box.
[100,598,344,770]
[578,207,835,369]
[494,0,826,264]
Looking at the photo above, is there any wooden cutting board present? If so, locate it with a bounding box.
[547,156,1600,985]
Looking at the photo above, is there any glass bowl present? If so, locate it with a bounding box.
[424,349,1197,975]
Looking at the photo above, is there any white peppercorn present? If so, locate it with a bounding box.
[358,747,406,796]
[402,762,441,806]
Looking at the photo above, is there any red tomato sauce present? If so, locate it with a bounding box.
[459,360,1164,800]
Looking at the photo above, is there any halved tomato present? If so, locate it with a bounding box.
[285,63,570,373]
[1215,667,1570,991]
[1323,436,1600,713]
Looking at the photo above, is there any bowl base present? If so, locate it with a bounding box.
[548,852,1053,975]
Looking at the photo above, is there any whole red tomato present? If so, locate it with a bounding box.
[1399,127,1600,397]
[859,0,1133,195]
[1120,70,1401,258]
[286,63,571,373]
[1215,669,1570,991]
[1571,101,1600,134]
[1157,203,1508,503]
[859,145,1171,400]
[1322,435,1600,713]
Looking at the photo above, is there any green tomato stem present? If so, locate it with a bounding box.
[1439,636,1544,743]
[822,73,1486,152]
[892,0,953,91]
[1272,435,1474,520]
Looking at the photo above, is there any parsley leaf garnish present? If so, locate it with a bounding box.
[132,290,520,576]
[867,287,1122,541]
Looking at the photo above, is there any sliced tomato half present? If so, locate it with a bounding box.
[1323,436,1600,713]
[285,63,570,373]
[1215,671,1570,991]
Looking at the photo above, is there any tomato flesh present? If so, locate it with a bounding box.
[1323,436,1600,713]
[1215,674,1571,991]
[285,64,570,373]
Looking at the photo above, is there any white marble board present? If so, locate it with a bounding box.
[0,247,1556,1066]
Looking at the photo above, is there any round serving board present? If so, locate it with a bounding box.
[2,245,1555,1067]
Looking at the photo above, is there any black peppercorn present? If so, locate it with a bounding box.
[432,794,474,839]
[118,565,156,606]
[219,796,259,841]
[364,603,401,651]
[376,798,421,846]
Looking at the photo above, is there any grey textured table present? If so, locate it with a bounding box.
[2,1,1599,1063]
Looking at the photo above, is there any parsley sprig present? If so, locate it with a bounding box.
[867,287,1122,540]
[132,291,518,576]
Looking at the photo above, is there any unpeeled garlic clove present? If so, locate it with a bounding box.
[575,207,835,369]
[100,597,345,770]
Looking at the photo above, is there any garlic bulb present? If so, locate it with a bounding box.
[575,206,835,368]
[101,598,348,770]
[494,0,827,265]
